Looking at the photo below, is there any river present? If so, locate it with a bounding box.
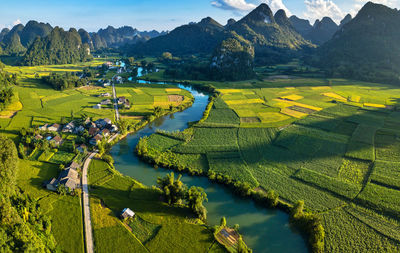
[110,70,307,252]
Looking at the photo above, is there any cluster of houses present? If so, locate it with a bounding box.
[38,118,117,147]
[87,118,118,146]
[44,162,81,192]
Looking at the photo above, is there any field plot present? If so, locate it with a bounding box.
[370,161,400,189]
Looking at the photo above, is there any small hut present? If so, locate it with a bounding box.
[120,208,135,220]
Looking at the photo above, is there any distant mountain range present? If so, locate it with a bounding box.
[132,3,314,58]
[1,1,399,84]
[0,21,166,55]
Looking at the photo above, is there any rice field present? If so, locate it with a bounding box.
[143,77,400,252]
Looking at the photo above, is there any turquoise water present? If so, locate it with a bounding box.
[110,84,308,252]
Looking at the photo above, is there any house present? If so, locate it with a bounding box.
[101,128,110,137]
[76,144,87,153]
[110,125,118,133]
[59,177,79,191]
[100,93,111,97]
[47,124,60,132]
[44,178,58,191]
[62,122,75,133]
[35,135,43,141]
[104,118,112,126]
[100,99,112,105]
[58,168,80,191]
[86,121,96,129]
[93,104,101,109]
[39,123,48,131]
[90,134,103,146]
[123,100,131,109]
[114,76,123,84]
[95,118,111,128]
[118,97,126,104]
[51,136,63,146]
[88,127,100,136]
[103,82,111,87]
[74,125,85,134]
[120,208,135,219]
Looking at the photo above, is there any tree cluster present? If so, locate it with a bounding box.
[0,137,57,252]
[157,172,208,221]
[42,72,88,90]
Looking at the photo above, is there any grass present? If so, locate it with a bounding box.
[49,151,76,164]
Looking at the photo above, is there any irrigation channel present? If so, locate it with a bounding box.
[110,70,307,252]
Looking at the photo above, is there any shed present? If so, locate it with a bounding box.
[120,208,135,219]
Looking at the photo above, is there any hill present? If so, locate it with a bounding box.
[132,17,225,55]
[20,20,53,47]
[316,2,400,84]
[306,17,338,45]
[22,27,92,66]
[228,4,312,50]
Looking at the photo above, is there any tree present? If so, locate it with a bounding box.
[128,57,135,66]
[161,52,173,61]
[157,172,186,205]
[220,217,226,227]
[187,186,208,221]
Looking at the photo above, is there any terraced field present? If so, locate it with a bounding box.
[143,79,400,252]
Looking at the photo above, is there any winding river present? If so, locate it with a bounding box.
[110,77,307,252]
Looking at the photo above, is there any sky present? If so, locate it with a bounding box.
[0,0,399,32]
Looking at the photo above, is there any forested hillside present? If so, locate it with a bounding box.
[0,137,57,252]
[22,27,92,66]
[316,2,400,84]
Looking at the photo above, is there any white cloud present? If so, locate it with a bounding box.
[303,0,344,23]
[12,19,22,26]
[211,0,257,11]
[265,0,292,16]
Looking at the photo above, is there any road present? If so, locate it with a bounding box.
[81,151,97,253]
[81,133,118,253]
[112,79,120,121]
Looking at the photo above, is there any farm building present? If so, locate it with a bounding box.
[120,208,135,219]
[93,104,102,109]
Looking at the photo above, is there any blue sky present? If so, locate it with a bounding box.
[0,0,398,32]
